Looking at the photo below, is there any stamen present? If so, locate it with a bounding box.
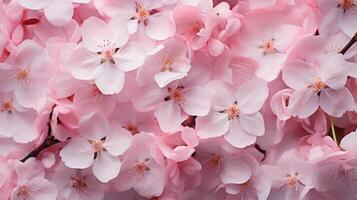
[166,86,185,102]
[279,173,305,191]
[89,139,104,153]
[71,177,87,190]
[1,101,13,113]
[260,39,278,55]
[161,55,175,72]
[308,77,327,95]
[339,0,354,11]
[123,122,140,135]
[13,69,31,87]
[225,102,239,120]
[208,154,222,172]
[135,2,150,25]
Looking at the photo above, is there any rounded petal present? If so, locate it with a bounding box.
[240,113,265,136]
[132,85,166,112]
[134,164,165,198]
[180,86,211,116]
[114,43,146,72]
[44,0,73,26]
[0,67,15,92]
[339,10,357,37]
[282,60,317,90]
[67,47,100,80]
[288,89,319,119]
[107,15,130,48]
[92,152,122,183]
[11,178,57,200]
[60,137,94,169]
[220,157,252,184]
[236,78,268,114]
[196,112,229,138]
[320,88,354,117]
[94,64,125,95]
[18,0,49,10]
[154,71,187,88]
[146,12,175,40]
[224,119,256,148]
[15,84,48,109]
[104,126,132,156]
[154,101,182,133]
[319,53,347,89]
[79,112,108,140]
[341,131,357,151]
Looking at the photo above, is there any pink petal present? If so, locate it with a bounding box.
[207,38,225,56]
[288,89,319,119]
[319,53,347,89]
[132,85,166,112]
[236,79,268,114]
[134,164,165,198]
[94,64,125,95]
[15,84,48,109]
[220,157,252,184]
[339,10,357,37]
[180,86,211,116]
[44,0,73,26]
[60,138,94,169]
[92,152,122,183]
[154,101,182,133]
[146,12,175,40]
[224,119,256,148]
[67,47,100,80]
[340,131,357,151]
[18,0,49,10]
[0,67,15,92]
[115,43,146,72]
[282,60,317,90]
[107,15,130,47]
[181,127,199,147]
[240,113,265,136]
[104,125,132,156]
[79,112,108,140]
[320,88,354,117]
[154,71,187,88]
[11,178,57,200]
[196,112,229,138]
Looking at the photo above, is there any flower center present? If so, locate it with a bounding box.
[279,173,305,191]
[226,103,240,120]
[165,86,185,102]
[261,39,278,55]
[339,0,354,11]
[191,22,204,33]
[1,101,13,113]
[208,154,222,172]
[161,56,175,72]
[123,122,140,135]
[135,2,150,24]
[98,48,118,64]
[135,159,151,174]
[89,140,104,153]
[71,177,87,190]
[17,185,30,198]
[14,69,31,86]
[309,77,327,95]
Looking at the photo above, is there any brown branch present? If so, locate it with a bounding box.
[339,32,357,55]
[21,106,59,162]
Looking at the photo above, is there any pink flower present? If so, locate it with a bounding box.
[94,0,175,40]
[137,37,191,88]
[133,78,211,133]
[18,0,90,26]
[282,53,354,118]
[11,159,58,200]
[0,92,39,143]
[0,40,50,110]
[317,0,357,37]
[270,88,294,121]
[67,16,146,95]
[196,79,268,148]
[114,133,166,198]
[52,165,105,200]
[232,11,302,81]
[60,112,133,182]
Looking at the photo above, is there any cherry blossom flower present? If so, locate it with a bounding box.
[18,0,90,26]
[196,79,268,148]
[282,53,354,118]
[60,113,132,182]
[67,16,146,95]
[0,40,50,110]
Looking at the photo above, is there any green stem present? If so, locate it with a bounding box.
[330,119,338,144]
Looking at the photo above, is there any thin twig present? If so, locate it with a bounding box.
[330,118,338,144]
[21,106,59,162]
[339,32,357,55]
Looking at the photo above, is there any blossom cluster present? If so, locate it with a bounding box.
[1,0,357,199]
